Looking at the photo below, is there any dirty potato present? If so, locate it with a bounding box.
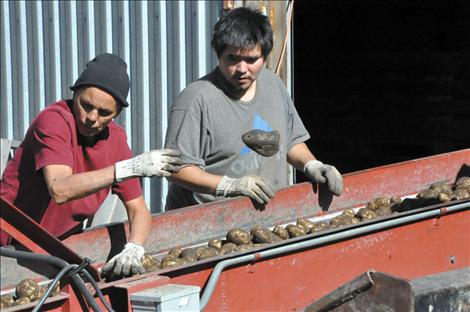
[180,248,198,262]
[208,238,223,249]
[286,224,306,238]
[357,208,376,220]
[227,228,252,245]
[198,247,219,260]
[341,209,356,218]
[1,295,15,308]
[330,215,358,227]
[456,176,470,192]
[296,218,315,233]
[16,278,39,302]
[251,227,282,243]
[167,247,183,258]
[14,297,31,306]
[310,222,329,233]
[272,225,290,240]
[219,242,237,255]
[417,189,439,199]
[141,253,160,272]
[430,182,453,195]
[160,257,185,269]
[451,188,470,200]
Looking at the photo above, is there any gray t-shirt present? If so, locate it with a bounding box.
[164,67,310,209]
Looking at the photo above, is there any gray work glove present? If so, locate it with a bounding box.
[115,149,182,182]
[101,242,145,277]
[215,175,276,205]
[304,160,343,196]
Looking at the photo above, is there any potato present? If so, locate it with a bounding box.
[226,228,252,245]
[16,278,39,301]
[430,182,452,195]
[198,247,219,260]
[167,247,182,258]
[1,295,15,308]
[141,253,160,272]
[14,296,31,306]
[208,238,223,249]
[311,222,329,233]
[452,188,470,200]
[417,189,439,199]
[341,209,356,218]
[180,248,198,262]
[219,242,237,255]
[160,257,184,269]
[296,218,315,233]
[286,224,306,238]
[456,176,470,192]
[272,225,289,240]
[357,208,376,220]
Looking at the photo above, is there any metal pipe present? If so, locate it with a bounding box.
[200,201,470,310]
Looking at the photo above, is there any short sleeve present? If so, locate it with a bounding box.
[32,110,74,171]
[285,95,310,151]
[165,97,208,168]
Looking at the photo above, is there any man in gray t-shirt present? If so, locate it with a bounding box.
[165,7,343,210]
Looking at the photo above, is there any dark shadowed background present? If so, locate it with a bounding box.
[293,0,470,181]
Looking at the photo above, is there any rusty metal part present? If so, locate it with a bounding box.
[0,197,100,282]
[241,129,280,157]
[302,271,414,312]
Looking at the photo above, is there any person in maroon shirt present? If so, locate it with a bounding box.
[0,53,182,278]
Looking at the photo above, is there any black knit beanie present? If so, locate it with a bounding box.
[70,53,130,107]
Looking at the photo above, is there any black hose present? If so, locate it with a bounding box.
[32,264,78,312]
[0,247,103,312]
[80,269,115,312]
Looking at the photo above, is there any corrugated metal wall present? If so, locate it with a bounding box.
[0,0,222,212]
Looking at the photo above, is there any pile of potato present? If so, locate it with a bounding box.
[417,177,470,202]
[0,278,60,309]
[140,176,470,273]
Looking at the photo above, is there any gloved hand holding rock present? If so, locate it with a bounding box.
[101,242,145,277]
[304,160,343,196]
[215,175,276,205]
[115,149,182,182]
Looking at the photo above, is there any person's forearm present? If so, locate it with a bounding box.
[126,197,152,245]
[46,165,116,204]
[167,165,222,195]
[287,143,316,171]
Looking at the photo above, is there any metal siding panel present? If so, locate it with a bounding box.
[59,1,74,101]
[0,0,13,138]
[9,2,24,139]
[148,1,164,212]
[112,1,132,143]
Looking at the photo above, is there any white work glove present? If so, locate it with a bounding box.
[215,175,276,205]
[304,160,343,196]
[101,242,145,277]
[115,149,182,182]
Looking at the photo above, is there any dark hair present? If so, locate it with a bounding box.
[211,7,273,59]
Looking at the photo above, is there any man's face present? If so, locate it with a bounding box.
[72,87,120,137]
[218,45,265,92]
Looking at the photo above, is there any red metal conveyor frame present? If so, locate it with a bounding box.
[1,148,469,311]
